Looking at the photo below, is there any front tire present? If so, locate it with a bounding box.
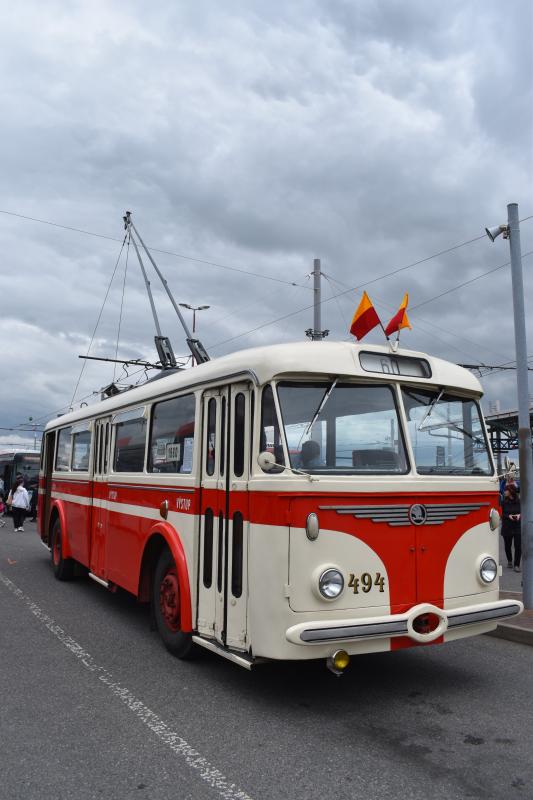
[51,519,75,581]
[153,549,192,658]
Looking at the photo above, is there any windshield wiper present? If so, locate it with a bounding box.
[417,388,444,431]
[304,378,338,436]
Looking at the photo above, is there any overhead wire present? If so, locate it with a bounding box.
[5,209,533,421]
[322,269,513,365]
[210,243,533,353]
[411,251,533,310]
[69,235,127,408]
[0,209,311,290]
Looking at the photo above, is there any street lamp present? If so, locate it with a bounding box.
[178,303,210,334]
[178,304,210,366]
[486,203,533,608]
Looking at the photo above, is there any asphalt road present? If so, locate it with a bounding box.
[1,521,532,800]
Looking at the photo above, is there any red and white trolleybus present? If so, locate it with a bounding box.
[38,341,523,671]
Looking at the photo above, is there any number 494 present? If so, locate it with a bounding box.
[348,572,386,594]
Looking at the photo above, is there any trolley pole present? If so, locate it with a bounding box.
[507,203,533,608]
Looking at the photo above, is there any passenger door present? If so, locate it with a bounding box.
[90,417,111,580]
[197,384,251,651]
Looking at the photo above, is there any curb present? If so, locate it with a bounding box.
[486,624,533,647]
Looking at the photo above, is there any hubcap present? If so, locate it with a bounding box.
[159,568,180,632]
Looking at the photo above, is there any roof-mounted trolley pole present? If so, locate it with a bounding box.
[127,232,177,369]
[123,211,210,365]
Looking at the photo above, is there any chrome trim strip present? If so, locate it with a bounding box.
[287,598,524,646]
[447,603,522,628]
[51,477,91,484]
[107,483,195,494]
[300,620,408,643]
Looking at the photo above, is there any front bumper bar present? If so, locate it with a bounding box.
[285,599,524,646]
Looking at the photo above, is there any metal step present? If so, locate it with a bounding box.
[191,635,255,669]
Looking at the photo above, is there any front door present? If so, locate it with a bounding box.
[41,431,56,541]
[90,417,111,580]
[197,384,251,651]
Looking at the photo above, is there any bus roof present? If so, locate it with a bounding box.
[45,340,483,431]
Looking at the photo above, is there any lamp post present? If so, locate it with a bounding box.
[486,203,533,607]
[178,304,210,364]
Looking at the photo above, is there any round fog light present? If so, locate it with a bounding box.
[480,557,497,583]
[332,650,350,670]
[319,568,344,599]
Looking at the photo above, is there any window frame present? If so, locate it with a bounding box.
[275,379,410,476]
[147,392,197,475]
[54,427,73,472]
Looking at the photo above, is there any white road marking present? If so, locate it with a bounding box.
[0,571,253,800]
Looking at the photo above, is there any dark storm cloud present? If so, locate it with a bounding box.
[0,0,531,442]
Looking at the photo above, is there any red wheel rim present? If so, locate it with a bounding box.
[53,533,61,566]
[159,568,180,632]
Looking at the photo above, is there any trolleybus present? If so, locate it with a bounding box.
[1,449,40,499]
[37,341,523,671]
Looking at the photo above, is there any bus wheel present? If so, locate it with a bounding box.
[153,549,192,658]
[51,520,75,581]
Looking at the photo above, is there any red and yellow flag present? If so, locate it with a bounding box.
[385,292,411,337]
[350,291,381,340]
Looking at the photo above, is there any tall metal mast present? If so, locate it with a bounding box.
[305,258,329,340]
[124,211,210,365]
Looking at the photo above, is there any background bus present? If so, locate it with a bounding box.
[0,450,41,500]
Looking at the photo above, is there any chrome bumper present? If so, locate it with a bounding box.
[285,599,524,646]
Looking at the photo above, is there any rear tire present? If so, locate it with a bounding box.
[153,548,193,658]
[51,519,75,581]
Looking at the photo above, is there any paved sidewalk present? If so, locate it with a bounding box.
[486,537,533,646]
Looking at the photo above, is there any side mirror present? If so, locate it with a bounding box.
[504,455,511,472]
[257,451,277,472]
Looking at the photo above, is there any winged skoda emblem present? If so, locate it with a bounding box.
[319,502,487,527]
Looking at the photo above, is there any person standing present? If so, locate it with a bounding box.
[501,483,522,572]
[7,476,30,532]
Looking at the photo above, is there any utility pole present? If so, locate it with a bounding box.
[486,203,533,607]
[305,258,329,341]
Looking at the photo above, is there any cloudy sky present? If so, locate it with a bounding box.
[1,0,532,450]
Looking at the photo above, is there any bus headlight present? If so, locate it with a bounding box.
[479,557,498,584]
[318,568,344,599]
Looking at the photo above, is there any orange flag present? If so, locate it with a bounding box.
[385,293,411,337]
[350,291,381,340]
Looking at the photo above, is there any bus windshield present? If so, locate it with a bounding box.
[16,453,41,487]
[401,388,493,475]
[276,382,408,474]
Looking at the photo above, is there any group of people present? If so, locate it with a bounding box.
[0,474,35,532]
[500,481,522,572]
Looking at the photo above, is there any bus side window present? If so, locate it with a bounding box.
[206,398,217,476]
[148,394,196,474]
[103,423,110,474]
[260,385,285,472]
[72,431,92,471]
[55,428,72,471]
[234,393,246,478]
[113,418,147,472]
